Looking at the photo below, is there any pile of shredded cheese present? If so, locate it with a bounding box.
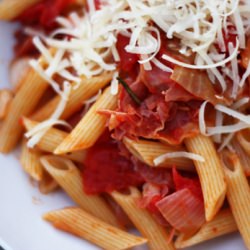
[26,0,250,151]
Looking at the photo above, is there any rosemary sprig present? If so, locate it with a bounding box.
[116,77,142,105]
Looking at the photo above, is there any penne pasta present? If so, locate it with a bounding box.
[0,89,13,120]
[54,86,118,154]
[123,137,195,171]
[9,57,32,92]
[231,138,250,176]
[22,118,67,152]
[237,129,250,156]
[3,2,250,250]
[221,152,250,249]
[0,68,48,153]
[22,118,86,163]
[175,209,237,248]
[32,73,113,121]
[44,207,147,250]
[38,170,59,194]
[40,155,120,227]
[111,187,175,250]
[185,135,226,221]
[0,0,42,20]
[20,139,43,181]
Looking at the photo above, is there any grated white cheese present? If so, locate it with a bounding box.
[215,104,250,125]
[231,97,250,110]
[110,71,119,95]
[207,122,249,136]
[153,152,205,166]
[31,0,247,90]
[228,42,240,99]
[28,0,250,149]
[239,61,250,87]
[25,82,72,148]
[218,133,235,152]
[198,101,208,136]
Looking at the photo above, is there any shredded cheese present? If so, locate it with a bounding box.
[198,101,208,136]
[110,72,119,95]
[215,104,250,125]
[207,122,249,136]
[25,82,72,148]
[28,0,250,148]
[153,152,205,166]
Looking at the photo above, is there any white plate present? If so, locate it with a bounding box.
[0,21,247,250]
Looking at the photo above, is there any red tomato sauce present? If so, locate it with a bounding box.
[82,133,144,194]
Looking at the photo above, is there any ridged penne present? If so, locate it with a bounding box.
[123,137,194,171]
[237,129,250,156]
[22,118,86,163]
[175,209,237,248]
[54,86,118,154]
[222,152,250,249]
[0,0,42,20]
[44,207,147,250]
[39,169,59,194]
[185,135,226,221]
[40,155,120,227]
[231,138,250,176]
[0,68,48,153]
[111,187,175,250]
[0,89,13,120]
[20,139,43,181]
[32,72,113,121]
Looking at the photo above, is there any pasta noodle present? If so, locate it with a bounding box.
[22,118,86,163]
[221,151,250,249]
[40,155,120,227]
[123,137,195,171]
[0,68,48,153]
[44,207,147,250]
[111,187,175,250]
[2,1,250,249]
[32,73,113,121]
[175,209,237,248]
[231,138,250,176]
[237,129,250,156]
[20,139,43,181]
[54,86,118,154]
[38,169,59,194]
[0,89,13,120]
[0,0,42,20]
[185,135,226,221]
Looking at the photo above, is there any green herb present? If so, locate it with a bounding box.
[116,77,142,105]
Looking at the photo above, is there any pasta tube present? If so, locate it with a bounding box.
[231,138,250,176]
[32,72,113,121]
[123,137,194,171]
[22,118,86,163]
[44,207,147,250]
[0,0,42,20]
[54,86,118,154]
[0,89,13,120]
[185,134,226,221]
[0,67,48,153]
[237,129,250,156]
[222,152,250,249]
[38,169,59,194]
[20,139,43,181]
[175,209,237,248]
[112,187,175,250]
[40,155,120,227]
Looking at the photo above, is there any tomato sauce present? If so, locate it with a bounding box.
[82,134,144,194]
